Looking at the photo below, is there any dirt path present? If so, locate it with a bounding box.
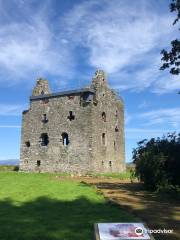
[85,178,180,240]
[57,176,180,240]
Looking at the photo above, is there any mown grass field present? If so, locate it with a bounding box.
[0,172,136,240]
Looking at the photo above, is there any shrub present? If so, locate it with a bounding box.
[0,165,19,172]
[133,133,180,191]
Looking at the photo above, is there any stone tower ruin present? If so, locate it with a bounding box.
[20,70,125,174]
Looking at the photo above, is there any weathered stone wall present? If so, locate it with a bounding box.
[90,70,125,173]
[20,94,93,174]
[20,71,125,174]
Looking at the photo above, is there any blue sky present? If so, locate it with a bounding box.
[0,0,179,162]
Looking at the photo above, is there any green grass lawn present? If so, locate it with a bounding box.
[0,172,136,240]
[93,171,134,179]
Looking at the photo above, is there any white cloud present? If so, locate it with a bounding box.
[139,108,180,128]
[62,0,179,93]
[0,104,24,116]
[0,1,74,85]
[125,111,132,125]
[138,101,149,109]
[0,125,20,128]
[153,75,180,94]
[126,128,177,140]
[0,0,179,93]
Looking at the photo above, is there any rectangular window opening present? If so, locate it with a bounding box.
[40,133,49,146]
[114,141,116,150]
[25,141,30,147]
[102,133,106,145]
[42,114,48,123]
[37,160,41,166]
[62,132,69,146]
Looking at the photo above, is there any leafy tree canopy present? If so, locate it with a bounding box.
[133,132,180,191]
[160,0,180,75]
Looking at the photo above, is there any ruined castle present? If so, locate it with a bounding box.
[20,70,125,174]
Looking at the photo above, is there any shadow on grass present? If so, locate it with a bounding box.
[0,196,135,240]
[89,181,180,240]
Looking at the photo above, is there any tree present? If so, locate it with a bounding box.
[133,133,180,191]
[160,0,180,75]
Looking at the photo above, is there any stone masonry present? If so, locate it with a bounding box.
[20,70,125,174]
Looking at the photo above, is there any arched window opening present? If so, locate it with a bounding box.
[102,112,106,122]
[115,110,118,117]
[67,111,75,121]
[41,90,44,95]
[25,141,30,147]
[62,132,69,146]
[40,133,49,146]
[115,126,119,132]
[109,161,112,167]
[102,133,106,145]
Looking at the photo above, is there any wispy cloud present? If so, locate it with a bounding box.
[153,75,180,94]
[0,0,179,93]
[125,111,133,125]
[62,0,179,93]
[138,101,149,109]
[139,108,180,128]
[0,104,24,116]
[126,128,177,140]
[0,0,74,85]
[0,125,20,128]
